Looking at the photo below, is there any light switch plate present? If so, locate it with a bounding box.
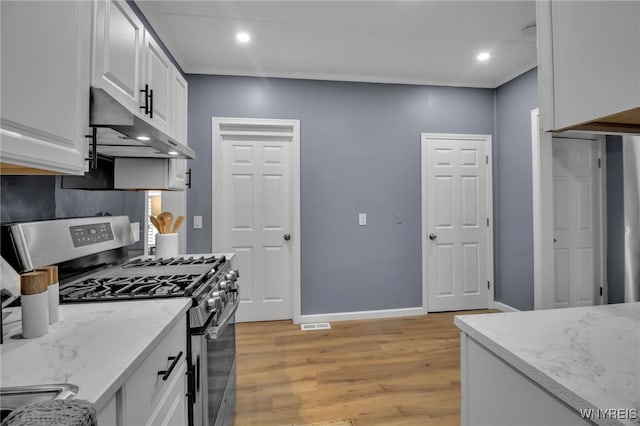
[358,213,367,226]
[193,216,203,229]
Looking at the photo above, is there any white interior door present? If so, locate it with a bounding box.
[213,118,300,323]
[552,137,602,307]
[422,133,492,312]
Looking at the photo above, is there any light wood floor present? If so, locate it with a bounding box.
[233,310,497,426]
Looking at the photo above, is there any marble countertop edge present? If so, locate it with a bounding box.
[454,314,631,426]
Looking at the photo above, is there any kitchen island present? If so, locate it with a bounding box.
[1,299,191,422]
[455,303,640,426]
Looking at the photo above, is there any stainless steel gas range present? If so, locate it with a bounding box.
[1,216,239,426]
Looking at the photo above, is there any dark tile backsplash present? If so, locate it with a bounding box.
[1,176,56,222]
[1,175,145,249]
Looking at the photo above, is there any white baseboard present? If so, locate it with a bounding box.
[491,301,520,312]
[299,307,424,324]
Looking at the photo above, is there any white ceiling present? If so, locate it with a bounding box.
[136,1,537,88]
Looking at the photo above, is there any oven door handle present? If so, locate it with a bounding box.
[206,296,239,341]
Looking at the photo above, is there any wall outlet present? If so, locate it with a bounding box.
[358,213,367,226]
[193,216,203,229]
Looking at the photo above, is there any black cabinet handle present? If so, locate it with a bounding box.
[158,351,183,381]
[140,84,150,115]
[149,88,154,119]
[186,168,192,189]
[84,127,98,170]
[196,355,200,392]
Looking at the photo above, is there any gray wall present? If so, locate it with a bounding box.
[186,75,495,315]
[493,68,538,310]
[606,135,625,303]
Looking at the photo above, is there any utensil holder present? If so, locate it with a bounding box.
[155,233,179,258]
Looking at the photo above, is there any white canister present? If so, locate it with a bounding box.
[155,233,179,258]
[20,271,49,339]
[37,266,59,324]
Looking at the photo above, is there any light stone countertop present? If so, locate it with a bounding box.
[455,303,640,426]
[1,299,191,413]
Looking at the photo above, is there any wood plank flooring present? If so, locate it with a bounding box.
[233,310,497,426]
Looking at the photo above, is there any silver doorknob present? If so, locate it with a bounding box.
[284,234,291,241]
[429,233,437,240]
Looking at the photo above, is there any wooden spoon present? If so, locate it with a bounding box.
[158,211,174,234]
[149,216,163,234]
[172,215,185,233]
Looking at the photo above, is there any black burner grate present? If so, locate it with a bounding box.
[121,255,225,268]
[59,274,204,302]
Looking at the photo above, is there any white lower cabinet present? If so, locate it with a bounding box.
[145,361,189,426]
[97,395,117,426]
[461,333,590,426]
[99,315,188,426]
[123,315,187,426]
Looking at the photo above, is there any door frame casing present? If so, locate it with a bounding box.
[420,133,495,313]
[531,109,607,309]
[211,117,302,323]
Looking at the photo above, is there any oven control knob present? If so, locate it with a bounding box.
[225,270,238,281]
[213,290,227,303]
[207,295,223,312]
[219,280,232,291]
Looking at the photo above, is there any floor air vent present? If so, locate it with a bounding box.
[301,322,331,331]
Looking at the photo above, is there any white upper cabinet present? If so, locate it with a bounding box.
[143,33,173,135]
[168,159,188,190]
[172,70,189,144]
[92,0,144,115]
[537,1,640,133]
[114,158,188,191]
[92,0,188,146]
[0,1,91,175]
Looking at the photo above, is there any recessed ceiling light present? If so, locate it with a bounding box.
[168,151,179,156]
[236,32,251,43]
[477,52,491,62]
[136,136,150,141]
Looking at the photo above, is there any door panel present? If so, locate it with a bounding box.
[264,247,285,301]
[436,176,453,227]
[424,135,490,312]
[436,244,455,297]
[462,243,480,294]
[461,177,479,227]
[231,175,253,229]
[552,138,601,308]
[554,249,570,305]
[143,35,172,133]
[93,0,143,114]
[105,1,139,97]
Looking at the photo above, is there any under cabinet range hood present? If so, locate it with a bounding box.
[90,87,195,160]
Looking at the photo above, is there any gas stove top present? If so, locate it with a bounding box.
[59,254,229,302]
[121,255,224,268]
